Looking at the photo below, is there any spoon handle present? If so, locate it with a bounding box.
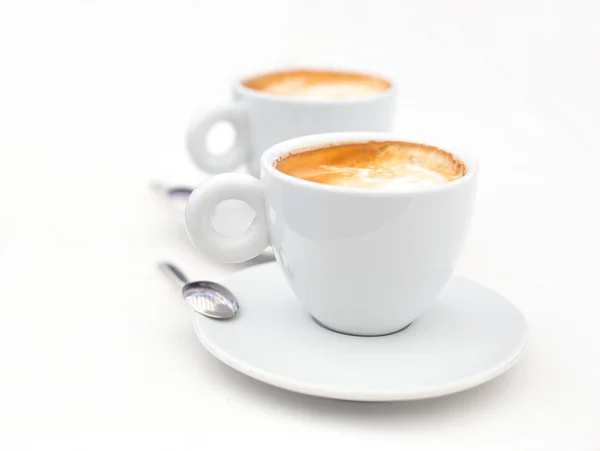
[158,262,189,287]
[150,181,193,199]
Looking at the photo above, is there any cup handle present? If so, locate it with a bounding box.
[185,173,269,263]
[185,103,250,174]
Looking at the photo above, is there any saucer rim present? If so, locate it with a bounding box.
[195,315,528,401]
[193,267,529,401]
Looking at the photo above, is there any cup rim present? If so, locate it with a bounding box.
[260,132,478,197]
[233,67,395,105]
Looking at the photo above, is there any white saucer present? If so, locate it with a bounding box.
[193,262,528,401]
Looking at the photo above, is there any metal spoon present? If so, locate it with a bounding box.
[158,262,239,319]
[150,181,193,201]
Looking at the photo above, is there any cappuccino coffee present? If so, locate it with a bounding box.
[242,70,390,100]
[186,132,477,335]
[275,141,466,189]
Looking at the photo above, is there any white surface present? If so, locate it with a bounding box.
[1,0,599,449]
[194,263,528,401]
[186,71,395,176]
[187,132,477,335]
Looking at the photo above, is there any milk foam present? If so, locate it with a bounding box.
[243,70,390,100]
[318,163,449,189]
[275,141,466,190]
[264,81,384,100]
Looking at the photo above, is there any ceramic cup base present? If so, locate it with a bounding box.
[311,315,413,337]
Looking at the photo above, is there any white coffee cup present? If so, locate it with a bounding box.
[185,69,395,177]
[185,132,478,336]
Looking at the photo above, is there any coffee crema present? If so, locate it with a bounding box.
[242,70,390,100]
[274,141,467,190]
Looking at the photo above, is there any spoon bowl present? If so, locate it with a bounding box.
[159,262,239,319]
[182,281,239,319]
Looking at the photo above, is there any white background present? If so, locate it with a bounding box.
[1,0,599,449]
